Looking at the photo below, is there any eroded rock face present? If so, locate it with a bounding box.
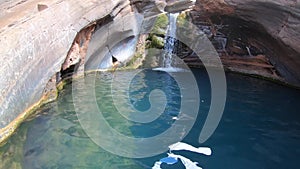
[0,0,202,144]
[194,0,300,85]
[84,12,144,70]
[195,0,300,45]
[0,0,196,141]
[0,0,141,131]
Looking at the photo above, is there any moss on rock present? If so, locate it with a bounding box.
[146,14,169,49]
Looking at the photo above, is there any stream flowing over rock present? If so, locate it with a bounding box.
[0,0,299,141]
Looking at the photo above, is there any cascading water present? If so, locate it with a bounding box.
[163,13,179,68]
[153,12,186,72]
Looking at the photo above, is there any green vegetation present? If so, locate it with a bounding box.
[146,34,164,49]
[177,12,189,27]
[119,14,169,69]
[146,14,169,49]
[151,14,168,36]
[121,35,147,70]
[124,52,144,69]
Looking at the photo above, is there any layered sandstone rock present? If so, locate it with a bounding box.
[194,0,300,85]
[0,0,138,133]
[0,0,197,142]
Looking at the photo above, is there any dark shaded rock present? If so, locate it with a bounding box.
[193,0,300,85]
[37,4,48,12]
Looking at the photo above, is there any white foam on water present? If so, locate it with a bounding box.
[169,142,212,156]
[152,67,188,72]
[172,116,178,120]
[152,142,212,169]
[168,153,203,169]
[152,161,162,169]
[152,153,203,169]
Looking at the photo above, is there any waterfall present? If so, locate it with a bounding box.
[154,13,185,72]
[163,13,179,68]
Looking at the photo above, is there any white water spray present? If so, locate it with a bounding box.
[163,13,179,68]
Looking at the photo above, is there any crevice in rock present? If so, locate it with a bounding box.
[59,14,116,80]
[112,56,118,64]
[37,4,48,12]
[59,0,136,80]
[60,24,95,80]
[6,0,27,10]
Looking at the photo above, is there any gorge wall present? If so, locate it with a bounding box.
[0,0,140,140]
[194,0,300,85]
[0,0,196,142]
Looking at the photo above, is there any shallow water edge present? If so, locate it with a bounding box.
[0,91,57,146]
